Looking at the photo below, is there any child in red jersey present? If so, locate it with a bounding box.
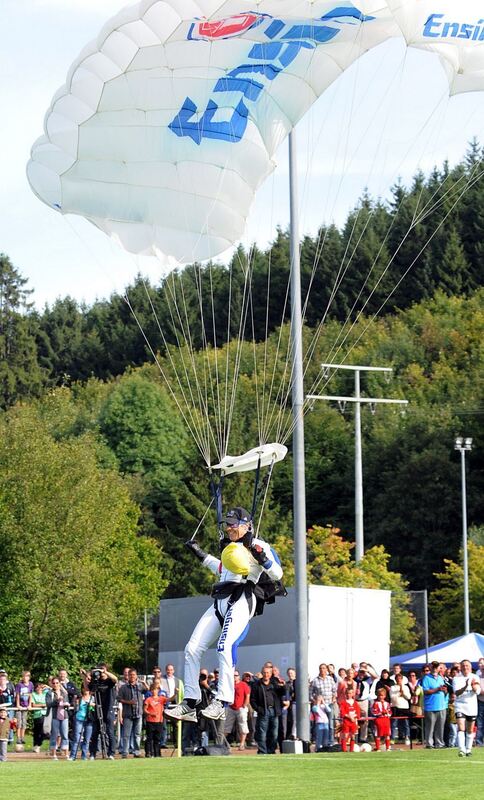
[372,687,392,751]
[339,687,361,752]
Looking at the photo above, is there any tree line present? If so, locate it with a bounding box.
[2,143,484,402]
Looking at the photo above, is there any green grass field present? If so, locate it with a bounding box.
[1,751,483,800]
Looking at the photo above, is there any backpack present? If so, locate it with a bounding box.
[253,572,287,616]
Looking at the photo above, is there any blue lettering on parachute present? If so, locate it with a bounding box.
[169,6,375,145]
[423,13,484,41]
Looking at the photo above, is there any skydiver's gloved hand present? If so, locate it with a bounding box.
[185,540,207,562]
[249,543,272,569]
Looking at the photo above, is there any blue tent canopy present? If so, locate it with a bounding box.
[391,632,484,669]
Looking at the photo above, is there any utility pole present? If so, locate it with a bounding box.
[454,436,473,635]
[288,131,309,744]
[308,364,408,562]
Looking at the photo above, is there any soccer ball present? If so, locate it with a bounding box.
[221,542,250,575]
[360,743,372,752]
[352,744,360,752]
[14,743,24,752]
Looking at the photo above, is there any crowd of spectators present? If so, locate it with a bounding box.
[1,657,483,761]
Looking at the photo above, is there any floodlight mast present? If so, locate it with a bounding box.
[454,436,473,635]
[308,364,408,563]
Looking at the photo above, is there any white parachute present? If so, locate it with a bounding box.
[27,0,484,477]
[29,1,484,266]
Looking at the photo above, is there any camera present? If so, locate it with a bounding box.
[91,668,102,683]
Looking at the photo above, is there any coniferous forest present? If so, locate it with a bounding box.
[0,145,483,674]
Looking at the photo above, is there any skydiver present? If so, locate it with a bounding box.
[164,507,284,723]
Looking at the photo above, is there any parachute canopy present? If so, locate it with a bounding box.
[27,1,484,264]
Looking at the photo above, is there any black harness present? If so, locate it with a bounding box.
[211,576,287,625]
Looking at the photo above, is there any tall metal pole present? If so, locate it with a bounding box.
[288,131,309,743]
[460,448,470,635]
[423,589,429,664]
[354,370,364,563]
[455,437,472,635]
[308,365,407,564]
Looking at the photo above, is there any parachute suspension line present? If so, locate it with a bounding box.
[332,158,484,366]
[209,472,225,532]
[206,258,224,459]
[165,269,215,461]
[250,455,262,521]
[254,455,277,538]
[188,497,215,542]
[191,259,222,461]
[296,87,454,410]
[224,248,255,453]
[280,105,471,443]
[246,246,264,447]
[256,229,293,446]
[153,270,214,464]
[300,60,448,384]
[321,157,484,374]
[138,273,213,465]
[122,291,207,462]
[273,32,407,443]
[59,215,214,461]
[222,258,234,459]
[303,156,484,410]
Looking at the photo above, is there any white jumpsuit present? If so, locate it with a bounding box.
[183,538,283,704]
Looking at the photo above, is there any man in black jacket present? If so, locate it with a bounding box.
[250,665,286,754]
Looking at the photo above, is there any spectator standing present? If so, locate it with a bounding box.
[250,665,286,754]
[224,670,250,750]
[453,659,480,757]
[337,666,357,705]
[31,681,49,753]
[311,694,331,752]
[209,669,219,694]
[407,670,424,743]
[70,688,95,761]
[242,672,256,746]
[0,670,15,743]
[355,667,373,743]
[390,664,408,686]
[118,668,144,758]
[447,666,459,748]
[144,678,168,757]
[407,671,424,716]
[0,708,9,762]
[476,657,484,746]
[84,664,117,759]
[421,661,447,749]
[192,669,218,752]
[285,667,297,740]
[46,677,69,759]
[59,669,80,750]
[310,664,336,746]
[372,669,392,701]
[339,687,361,752]
[15,670,33,746]
[372,687,392,751]
[389,673,411,745]
[160,663,183,747]
[270,665,289,751]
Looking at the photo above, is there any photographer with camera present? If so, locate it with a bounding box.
[82,664,117,760]
[118,669,144,758]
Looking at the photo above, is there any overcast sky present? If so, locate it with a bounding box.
[2,1,484,308]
